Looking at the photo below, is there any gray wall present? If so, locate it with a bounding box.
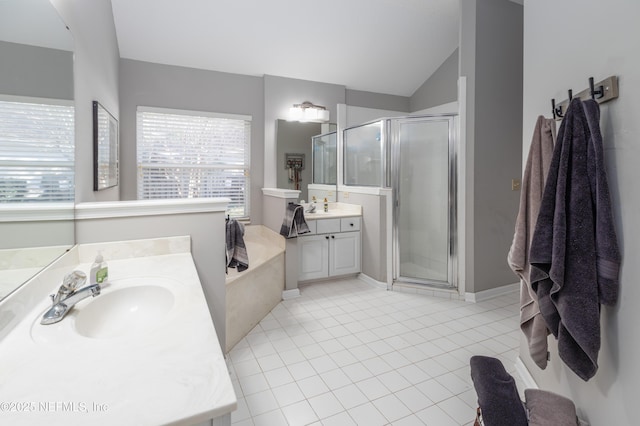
[118,59,265,222]
[460,0,523,294]
[263,75,345,197]
[345,89,410,113]
[410,48,459,112]
[522,1,639,424]
[0,41,73,100]
[51,0,120,204]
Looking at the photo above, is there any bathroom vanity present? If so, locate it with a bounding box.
[298,203,362,282]
[0,236,236,426]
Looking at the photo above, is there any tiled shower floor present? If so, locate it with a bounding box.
[226,277,522,426]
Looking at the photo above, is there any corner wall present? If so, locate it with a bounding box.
[50,0,120,204]
[459,0,523,294]
[410,48,459,112]
[522,1,640,424]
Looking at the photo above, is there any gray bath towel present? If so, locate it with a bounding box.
[279,203,310,238]
[226,218,249,272]
[529,98,620,381]
[508,115,556,370]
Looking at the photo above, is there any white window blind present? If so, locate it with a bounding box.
[137,107,251,218]
[0,98,75,203]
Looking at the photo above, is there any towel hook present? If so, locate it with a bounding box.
[568,89,573,101]
[551,98,563,119]
[589,77,604,100]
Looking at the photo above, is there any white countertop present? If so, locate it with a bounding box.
[0,249,236,425]
[302,202,362,220]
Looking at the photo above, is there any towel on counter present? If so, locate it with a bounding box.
[507,115,556,370]
[279,203,310,238]
[529,98,620,381]
[226,218,249,272]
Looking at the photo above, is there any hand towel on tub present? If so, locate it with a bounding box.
[507,115,556,370]
[279,203,310,238]
[226,218,249,272]
[529,98,620,381]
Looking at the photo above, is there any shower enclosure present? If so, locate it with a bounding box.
[344,114,457,288]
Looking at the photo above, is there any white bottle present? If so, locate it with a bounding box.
[90,253,108,284]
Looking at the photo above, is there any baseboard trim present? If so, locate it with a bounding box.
[515,356,539,390]
[357,273,388,290]
[465,282,519,303]
[282,289,300,300]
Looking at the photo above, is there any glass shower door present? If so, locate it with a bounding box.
[393,116,456,287]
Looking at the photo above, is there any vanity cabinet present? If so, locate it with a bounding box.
[298,217,361,281]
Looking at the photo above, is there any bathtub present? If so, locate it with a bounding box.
[226,225,285,352]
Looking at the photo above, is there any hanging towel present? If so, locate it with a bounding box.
[226,218,249,272]
[507,115,556,370]
[279,203,310,238]
[529,98,620,381]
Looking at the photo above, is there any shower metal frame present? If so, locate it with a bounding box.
[391,114,458,290]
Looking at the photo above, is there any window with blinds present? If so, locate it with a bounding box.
[0,97,75,203]
[136,107,251,218]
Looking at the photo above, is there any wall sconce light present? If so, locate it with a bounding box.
[289,101,330,123]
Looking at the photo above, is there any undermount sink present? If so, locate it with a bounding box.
[74,284,174,339]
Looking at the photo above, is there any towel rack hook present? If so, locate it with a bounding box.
[589,77,604,100]
[551,98,563,119]
[568,89,573,101]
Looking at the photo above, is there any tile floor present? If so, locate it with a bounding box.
[226,277,523,426]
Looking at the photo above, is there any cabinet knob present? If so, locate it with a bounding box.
[350,223,354,227]
[325,236,329,240]
[331,235,335,239]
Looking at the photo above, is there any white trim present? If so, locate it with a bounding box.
[261,188,301,199]
[515,356,539,389]
[137,105,252,122]
[465,282,519,303]
[337,185,388,196]
[0,203,74,222]
[75,198,229,220]
[358,273,388,290]
[411,101,459,115]
[457,76,467,297]
[0,94,74,107]
[282,289,300,300]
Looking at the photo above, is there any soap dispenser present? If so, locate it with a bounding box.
[323,197,329,213]
[90,252,109,284]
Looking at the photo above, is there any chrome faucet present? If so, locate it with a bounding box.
[41,270,101,325]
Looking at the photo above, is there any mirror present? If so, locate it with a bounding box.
[276,120,338,202]
[0,0,75,300]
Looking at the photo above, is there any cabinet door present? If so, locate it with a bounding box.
[298,235,329,281]
[329,232,361,276]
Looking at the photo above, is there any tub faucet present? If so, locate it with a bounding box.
[40,270,101,325]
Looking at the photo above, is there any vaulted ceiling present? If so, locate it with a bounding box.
[110,0,460,97]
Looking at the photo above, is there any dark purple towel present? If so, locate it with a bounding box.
[529,98,620,381]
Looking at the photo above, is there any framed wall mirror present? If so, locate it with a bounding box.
[93,101,118,191]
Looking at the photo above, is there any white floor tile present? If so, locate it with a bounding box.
[271,382,305,407]
[244,389,279,417]
[355,377,391,400]
[415,404,459,426]
[372,393,412,423]
[332,384,369,410]
[264,366,295,388]
[320,410,357,426]
[297,375,330,399]
[308,392,344,420]
[235,278,519,426]
[347,402,388,426]
[252,409,288,426]
[281,400,320,426]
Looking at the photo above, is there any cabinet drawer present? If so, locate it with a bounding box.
[341,217,361,232]
[304,220,317,235]
[316,218,341,234]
